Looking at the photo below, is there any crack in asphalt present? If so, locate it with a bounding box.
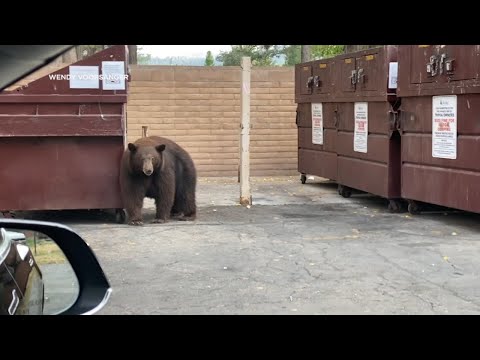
[371,246,480,309]
[319,247,343,272]
[412,293,437,312]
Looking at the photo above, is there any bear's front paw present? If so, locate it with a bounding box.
[151,218,167,224]
[128,220,144,226]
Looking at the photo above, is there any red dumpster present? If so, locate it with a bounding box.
[332,46,402,210]
[0,45,128,221]
[397,45,480,214]
[295,58,337,184]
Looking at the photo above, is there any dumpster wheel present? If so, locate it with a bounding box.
[115,209,127,224]
[1,211,15,218]
[338,185,352,198]
[300,174,307,184]
[407,201,420,215]
[387,199,403,213]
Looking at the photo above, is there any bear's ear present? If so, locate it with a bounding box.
[156,144,166,153]
[128,143,137,152]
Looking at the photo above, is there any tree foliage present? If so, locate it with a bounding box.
[216,45,283,66]
[311,45,345,59]
[205,51,214,66]
[137,46,151,65]
[281,45,345,66]
[283,45,301,66]
[344,45,380,53]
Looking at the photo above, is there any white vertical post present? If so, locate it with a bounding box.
[240,56,251,206]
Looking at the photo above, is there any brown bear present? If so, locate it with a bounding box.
[119,135,197,226]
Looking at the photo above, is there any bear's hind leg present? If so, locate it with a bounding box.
[170,203,183,219]
[177,182,196,221]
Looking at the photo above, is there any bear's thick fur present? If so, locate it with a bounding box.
[119,136,197,226]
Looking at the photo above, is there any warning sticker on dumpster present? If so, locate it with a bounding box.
[311,103,323,145]
[432,95,457,159]
[102,61,126,90]
[354,102,368,153]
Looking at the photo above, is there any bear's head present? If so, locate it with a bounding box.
[127,143,166,176]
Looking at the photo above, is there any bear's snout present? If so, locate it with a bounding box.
[142,158,154,176]
[143,168,153,176]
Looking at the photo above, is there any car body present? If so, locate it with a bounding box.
[0,228,44,315]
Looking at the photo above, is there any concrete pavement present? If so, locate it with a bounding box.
[64,177,480,315]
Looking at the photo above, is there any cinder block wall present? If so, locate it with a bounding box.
[128,65,298,177]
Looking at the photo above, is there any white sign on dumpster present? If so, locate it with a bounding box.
[311,103,324,145]
[69,66,100,89]
[432,95,457,159]
[102,61,126,90]
[388,62,398,89]
[354,102,368,153]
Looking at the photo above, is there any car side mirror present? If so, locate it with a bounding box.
[0,219,111,315]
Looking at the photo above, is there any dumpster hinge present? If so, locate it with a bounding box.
[388,109,398,137]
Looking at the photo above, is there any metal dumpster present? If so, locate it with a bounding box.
[333,46,402,210]
[295,58,337,184]
[397,45,480,214]
[0,45,128,221]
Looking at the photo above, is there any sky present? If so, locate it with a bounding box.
[139,45,231,58]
